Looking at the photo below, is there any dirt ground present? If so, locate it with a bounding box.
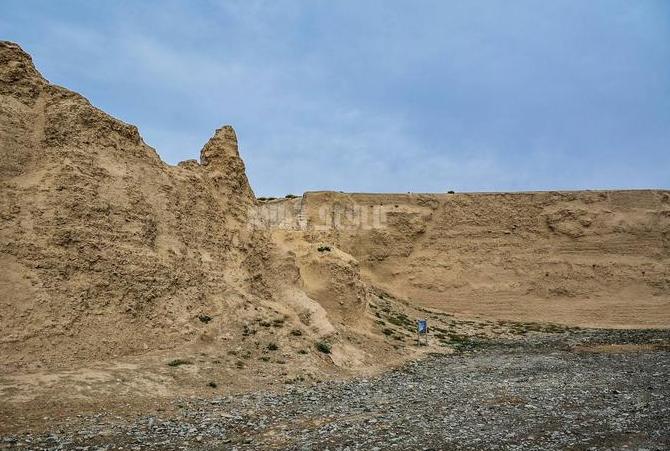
[2,328,668,450]
[1,294,574,436]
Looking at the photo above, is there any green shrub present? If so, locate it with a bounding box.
[315,341,332,354]
[267,342,279,351]
[387,317,404,327]
[448,333,470,343]
[167,359,192,367]
[242,325,255,336]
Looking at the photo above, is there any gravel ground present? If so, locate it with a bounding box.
[2,329,669,450]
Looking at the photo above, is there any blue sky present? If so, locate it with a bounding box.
[2,0,669,195]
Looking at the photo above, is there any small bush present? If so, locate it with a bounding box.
[448,333,470,343]
[290,329,303,336]
[315,341,332,354]
[267,342,279,351]
[285,194,298,199]
[298,349,308,355]
[198,314,212,323]
[285,375,306,384]
[242,325,255,336]
[382,328,394,336]
[317,245,331,252]
[208,381,217,388]
[167,359,192,367]
[387,317,405,327]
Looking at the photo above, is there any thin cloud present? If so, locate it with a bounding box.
[2,0,668,193]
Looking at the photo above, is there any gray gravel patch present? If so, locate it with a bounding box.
[2,329,669,450]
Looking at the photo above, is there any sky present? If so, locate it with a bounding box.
[2,0,669,195]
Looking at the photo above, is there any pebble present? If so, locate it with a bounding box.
[2,329,668,450]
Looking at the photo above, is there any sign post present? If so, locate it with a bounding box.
[417,319,428,346]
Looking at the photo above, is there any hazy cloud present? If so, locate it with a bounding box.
[2,0,668,195]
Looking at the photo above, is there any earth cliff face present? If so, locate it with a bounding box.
[1,40,669,381]
[258,189,670,328]
[0,41,274,368]
[0,42,431,379]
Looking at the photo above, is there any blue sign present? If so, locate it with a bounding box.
[417,319,427,334]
